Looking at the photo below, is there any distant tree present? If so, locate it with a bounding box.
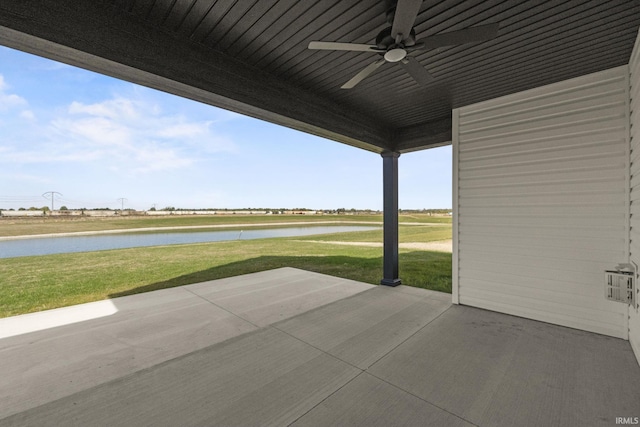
[149,206,156,211]
[60,206,68,211]
[18,207,26,211]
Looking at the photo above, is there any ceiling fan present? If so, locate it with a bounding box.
[308,0,499,89]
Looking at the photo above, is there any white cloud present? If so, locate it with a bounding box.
[20,110,35,120]
[0,75,9,91]
[156,121,210,138]
[0,93,27,110]
[68,98,139,121]
[52,116,131,147]
[9,92,236,174]
[0,75,27,112]
[132,144,194,173]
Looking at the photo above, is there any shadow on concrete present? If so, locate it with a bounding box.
[109,251,451,299]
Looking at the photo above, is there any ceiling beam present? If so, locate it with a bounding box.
[0,0,393,153]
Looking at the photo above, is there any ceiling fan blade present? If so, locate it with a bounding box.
[308,41,379,52]
[400,56,434,86]
[415,23,499,50]
[341,59,386,89]
[391,0,423,40]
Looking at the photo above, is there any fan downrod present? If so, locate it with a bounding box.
[375,26,416,50]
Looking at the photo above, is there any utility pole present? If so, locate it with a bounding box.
[117,197,128,212]
[42,191,62,211]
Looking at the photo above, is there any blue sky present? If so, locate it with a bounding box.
[0,46,451,211]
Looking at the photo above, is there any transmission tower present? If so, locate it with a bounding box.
[42,191,62,211]
[117,197,128,212]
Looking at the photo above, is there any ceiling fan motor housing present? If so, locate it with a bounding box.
[376,27,416,49]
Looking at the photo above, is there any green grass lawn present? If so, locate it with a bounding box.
[0,219,452,318]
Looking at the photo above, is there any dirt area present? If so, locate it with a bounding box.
[296,240,453,253]
[399,241,453,252]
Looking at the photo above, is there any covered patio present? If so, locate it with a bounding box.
[1,0,640,424]
[3,0,639,288]
[1,268,639,426]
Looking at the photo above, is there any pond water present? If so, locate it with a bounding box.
[0,225,379,259]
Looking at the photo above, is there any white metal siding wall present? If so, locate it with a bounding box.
[453,66,630,339]
[629,30,640,361]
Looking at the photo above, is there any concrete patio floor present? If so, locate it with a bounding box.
[1,267,639,426]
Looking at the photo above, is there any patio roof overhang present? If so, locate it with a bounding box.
[1,0,638,154]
